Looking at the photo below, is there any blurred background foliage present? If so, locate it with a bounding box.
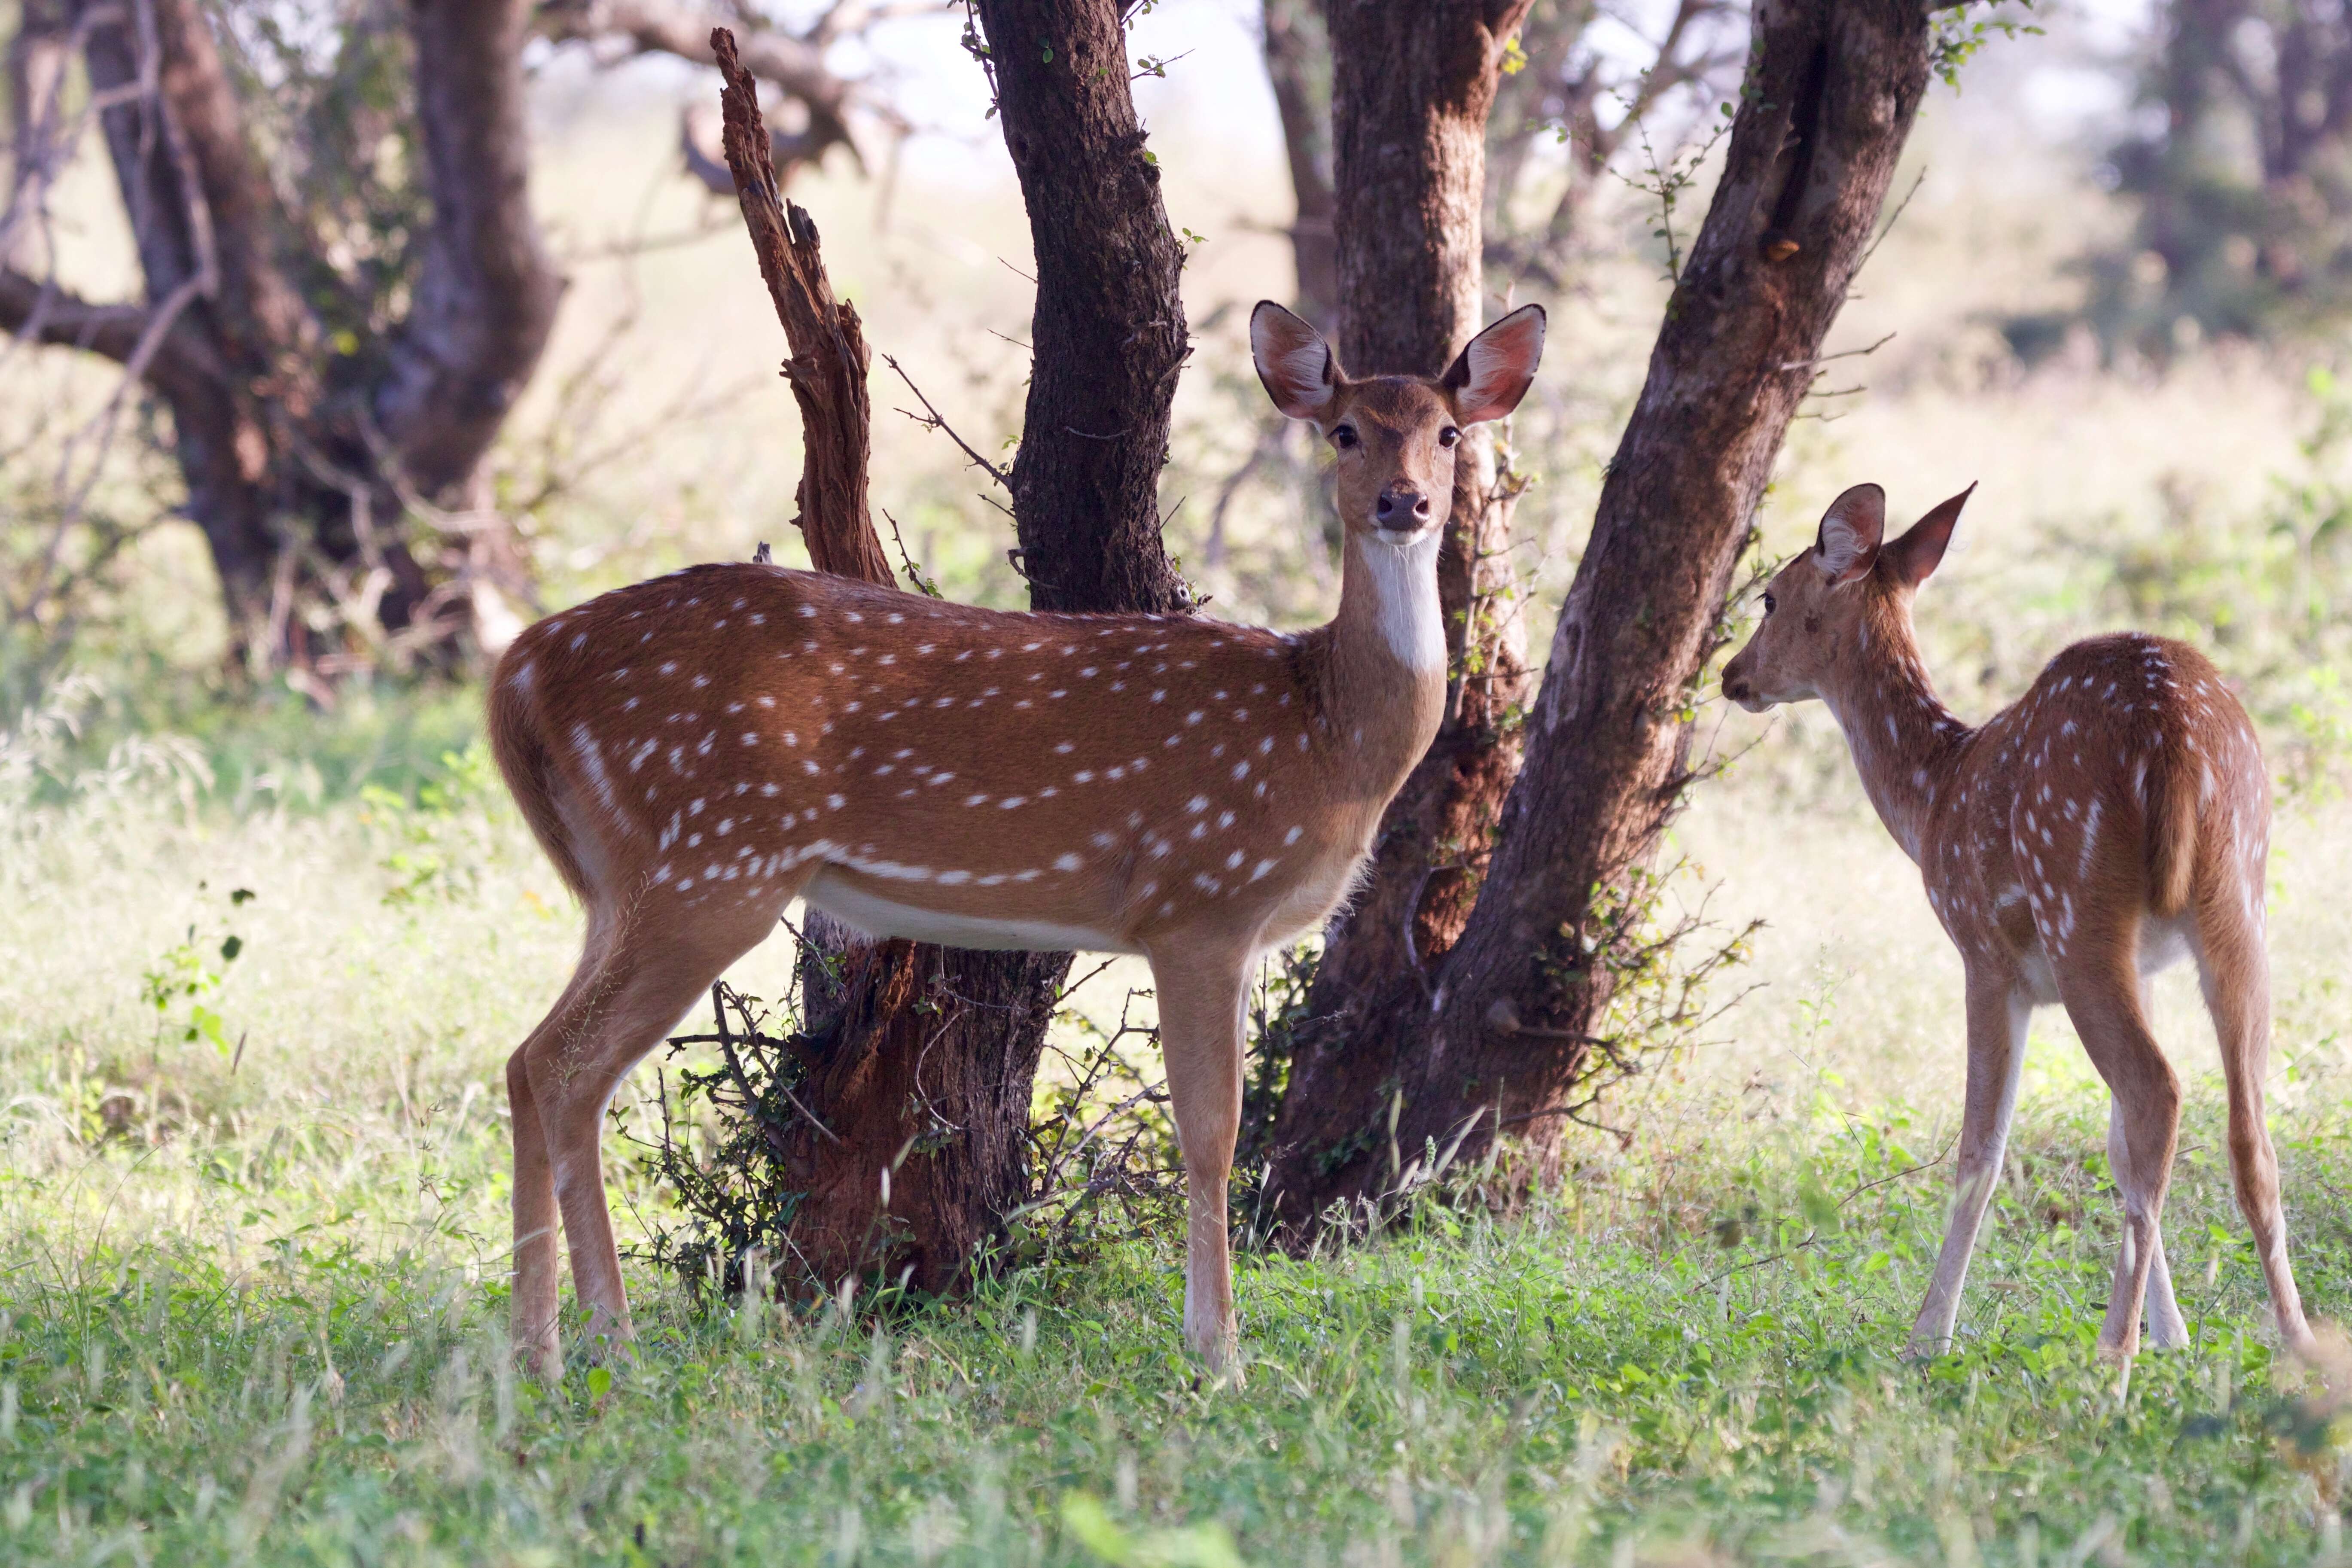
[3,1,2349,787]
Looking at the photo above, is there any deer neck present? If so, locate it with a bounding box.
[1817,604,1974,865]
[1313,525,1448,773]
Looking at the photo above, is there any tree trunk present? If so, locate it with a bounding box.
[76,0,288,648]
[1260,0,1535,1236]
[1260,0,1337,328]
[974,0,1193,619]
[1267,0,1937,1225]
[377,0,563,500]
[744,0,1194,1294]
[4,0,557,675]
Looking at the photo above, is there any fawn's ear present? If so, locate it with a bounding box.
[1881,483,1974,588]
[1440,303,1547,425]
[1251,301,1342,422]
[1814,484,1886,586]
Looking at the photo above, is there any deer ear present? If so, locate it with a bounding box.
[1815,484,1886,586]
[1440,304,1546,425]
[1251,301,1342,422]
[1882,483,1974,588]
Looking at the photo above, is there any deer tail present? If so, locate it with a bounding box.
[2145,742,2200,919]
[487,644,592,901]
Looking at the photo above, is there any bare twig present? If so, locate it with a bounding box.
[881,350,1011,487]
[1853,166,1929,278]
[1779,332,1896,373]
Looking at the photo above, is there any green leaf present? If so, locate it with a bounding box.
[1060,1494,1243,1568]
[586,1366,612,1401]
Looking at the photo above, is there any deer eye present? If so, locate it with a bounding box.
[1762,592,1777,616]
[1331,424,1359,450]
[1438,426,1460,448]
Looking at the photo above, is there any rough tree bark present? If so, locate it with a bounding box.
[719,1,1193,1293]
[1267,0,1939,1225]
[1260,0,1536,1233]
[972,0,1194,619]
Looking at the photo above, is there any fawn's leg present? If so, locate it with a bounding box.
[2055,935,2181,1361]
[2195,892,2315,1355]
[508,1041,564,1375]
[1908,968,2029,1357]
[1149,935,1252,1382]
[2107,1091,2189,1348]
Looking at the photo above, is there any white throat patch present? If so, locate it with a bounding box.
[1359,530,1446,673]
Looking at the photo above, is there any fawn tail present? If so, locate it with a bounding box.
[2143,738,2200,919]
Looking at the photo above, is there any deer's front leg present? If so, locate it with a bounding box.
[1149,938,1252,1384]
[1907,969,2029,1358]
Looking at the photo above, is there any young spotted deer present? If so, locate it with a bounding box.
[488,301,1546,1378]
[1721,484,2315,1363]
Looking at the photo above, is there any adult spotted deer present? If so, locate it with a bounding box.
[1721,484,2315,1363]
[488,300,1546,1377]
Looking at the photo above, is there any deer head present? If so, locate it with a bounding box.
[1249,300,1546,543]
[1721,481,1975,712]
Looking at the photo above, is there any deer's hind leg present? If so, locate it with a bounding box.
[512,873,807,1373]
[509,924,616,1376]
[2049,912,2182,1361]
[2193,877,2315,1356]
[2108,1089,2190,1349]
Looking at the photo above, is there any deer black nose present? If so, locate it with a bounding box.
[1375,483,1432,530]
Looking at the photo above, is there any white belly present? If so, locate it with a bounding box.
[802,868,1139,955]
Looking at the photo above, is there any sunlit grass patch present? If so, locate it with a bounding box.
[5,703,2352,1564]
[3,1122,2348,1567]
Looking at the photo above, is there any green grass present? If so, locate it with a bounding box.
[6,1088,2352,1567]
[6,655,2352,1565]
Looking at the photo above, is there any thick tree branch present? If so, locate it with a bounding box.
[1328,0,1532,371]
[1269,0,1938,1228]
[1417,0,1937,1168]
[143,0,311,402]
[1262,0,1536,1237]
[542,0,867,186]
[0,264,220,395]
[711,26,892,586]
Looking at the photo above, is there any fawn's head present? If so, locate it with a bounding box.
[1721,482,1975,712]
[1250,301,1546,544]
